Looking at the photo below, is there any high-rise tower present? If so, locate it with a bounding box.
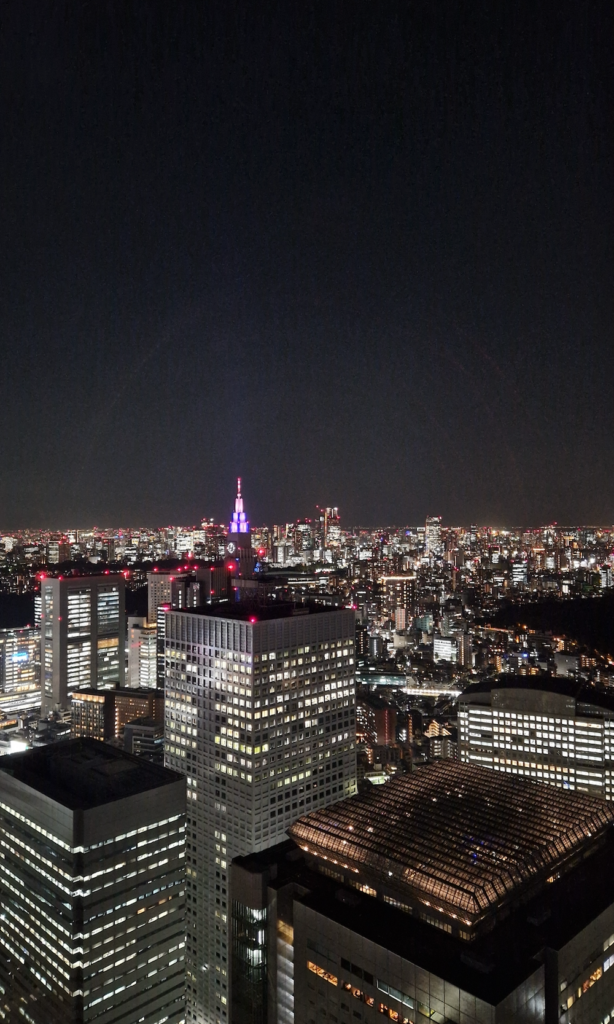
[163,601,357,1024]
[0,739,186,1024]
[225,477,255,577]
[425,515,443,559]
[40,574,126,714]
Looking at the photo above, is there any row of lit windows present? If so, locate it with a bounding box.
[307,958,441,1023]
[0,805,183,856]
[463,712,605,731]
[463,708,606,727]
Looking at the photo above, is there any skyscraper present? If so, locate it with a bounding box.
[148,569,215,686]
[164,596,357,1024]
[147,570,202,624]
[425,516,442,559]
[127,615,158,687]
[0,739,186,1024]
[40,574,126,714]
[0,627,41,716]
[225,477,255,577]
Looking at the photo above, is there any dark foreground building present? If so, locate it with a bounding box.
[232,761,614,1024]
[0,739,186,1024]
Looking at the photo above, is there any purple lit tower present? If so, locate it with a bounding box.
[224,477,255,577]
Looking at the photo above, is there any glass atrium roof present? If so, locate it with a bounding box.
[289,762,614,921]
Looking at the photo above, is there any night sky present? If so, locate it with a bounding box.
[1,1,612,529]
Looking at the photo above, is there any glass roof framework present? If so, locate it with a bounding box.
[288,762,614,924]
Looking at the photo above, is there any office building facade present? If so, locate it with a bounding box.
[40,574,125,714]
[379,576,416,621]
[148,571,202,625]
[128,615,158,688]
[0,738,186,1024]
[425,516,442,559]
[71,686,165,741]
[164,602,357,1024]
[0,626,41,716]
[459,676,614,799]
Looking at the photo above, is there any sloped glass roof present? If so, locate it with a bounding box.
[289,762,614,920]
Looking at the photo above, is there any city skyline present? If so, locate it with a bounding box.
[4,505,614,535]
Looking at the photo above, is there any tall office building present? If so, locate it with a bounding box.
[149,571,217,687]
[40,574,125,714]
[158,602,172,686]
[511,558,528,587]
[0,738,186,1024]
[459,676,614,799]
[0,626,41,716]
[379,576,416,619]
[148,570,202,625]
[71,686,165,742]
[127,615,158,687]
[46,537,71,564]
[424,516,442,559]
[164,601,357,1024]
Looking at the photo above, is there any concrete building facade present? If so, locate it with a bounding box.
[0,626,41,716]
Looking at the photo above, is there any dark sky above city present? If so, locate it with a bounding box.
[1,1,612,529]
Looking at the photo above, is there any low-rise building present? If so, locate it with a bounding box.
[71,686,164,741]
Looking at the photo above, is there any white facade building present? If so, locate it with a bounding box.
[433,633,458,663]
[459,677,614,800]
[40,575,125,714]
[163,602,357,1024]
[127,616,158,688]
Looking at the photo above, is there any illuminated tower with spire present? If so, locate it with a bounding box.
[224,477,255,576]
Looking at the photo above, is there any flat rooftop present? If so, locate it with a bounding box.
[459,674,614,713]
[0,738,183,810]
[289,761,614,925]
[185,600,351,622]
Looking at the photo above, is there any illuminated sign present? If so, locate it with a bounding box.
[11,652,29,663]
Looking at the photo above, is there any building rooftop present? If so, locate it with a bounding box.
[235,832,614,1005]
[288,761,614,927]
[459,673,614,714]
[184,600,351,622]
[0,738,183,810]
[297,832,614,1005]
